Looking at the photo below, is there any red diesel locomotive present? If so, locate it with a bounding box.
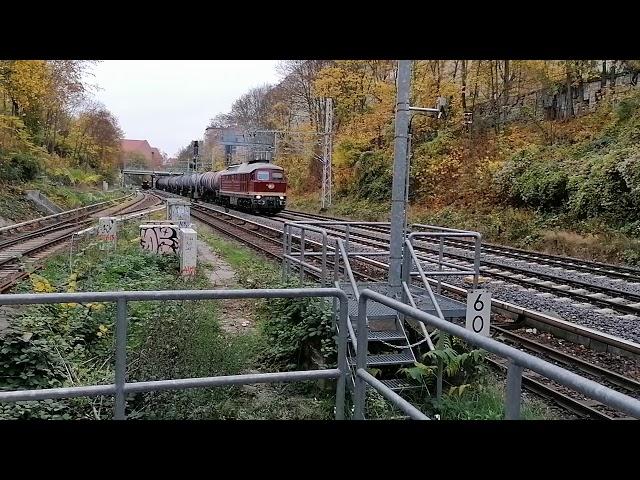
[155,160,287,214]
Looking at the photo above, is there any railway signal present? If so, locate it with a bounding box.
[190,140,199,173]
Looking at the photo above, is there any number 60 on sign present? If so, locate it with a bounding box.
[465,289,491,337]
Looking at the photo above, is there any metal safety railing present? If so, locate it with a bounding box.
[353,289,640,420]
[335,238,360,300]
[283,220,393,287]
[407,227,482,293]
[282,222,329,285]
[0,193,135,236]
[0,287,429,420]
[4,287,639,419]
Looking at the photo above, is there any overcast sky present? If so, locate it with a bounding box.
[86,61,281,157]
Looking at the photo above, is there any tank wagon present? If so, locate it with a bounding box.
[156,160,287,214]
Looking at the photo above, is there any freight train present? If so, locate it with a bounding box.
[155,160,287,214]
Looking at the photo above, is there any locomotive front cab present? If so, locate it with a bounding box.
[251,167,287,212]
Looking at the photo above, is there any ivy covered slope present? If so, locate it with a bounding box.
[408,92,640,264]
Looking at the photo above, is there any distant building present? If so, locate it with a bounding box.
[120,139,165,169]
[204,126,274,166]
[149,148,163,169]
[163,157,178,168]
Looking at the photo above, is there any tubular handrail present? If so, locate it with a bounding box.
[408,229,482,289]
[0,287,351,420]
[355,289,640,419]
[0,287,436,420]
[401,281,435,351]
[290,221,390,226]
[356,369,429,420]
[411,224,479,234]
[335,280,358,352]
[405,240,445,320]
[337,238,359,301]
[283,221,330,285]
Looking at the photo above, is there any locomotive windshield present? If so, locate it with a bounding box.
[272,172,284,180]
[256,171,270,181]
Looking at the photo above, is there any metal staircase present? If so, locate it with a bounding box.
[282,220,481,398]
[338,280,417,391]
[331,231,481,395]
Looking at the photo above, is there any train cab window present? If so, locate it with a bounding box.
[272,172,283,180]
[256,171,270,181]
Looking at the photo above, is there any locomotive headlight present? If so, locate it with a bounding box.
[279,196,285,200]
[255,195,262,199]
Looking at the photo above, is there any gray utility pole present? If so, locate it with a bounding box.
[388,61,412,293]
[388,61,448,294]
[321,97,333,209]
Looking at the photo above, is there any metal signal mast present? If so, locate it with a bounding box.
[320,97,334,209]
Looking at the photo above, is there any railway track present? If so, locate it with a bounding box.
[272,210,640,318]
[283,209,640,283]
[182,198,640,357]
[0,192,161,293]
[184,199,640,419]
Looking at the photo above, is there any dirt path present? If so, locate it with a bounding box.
[195,226,256,335]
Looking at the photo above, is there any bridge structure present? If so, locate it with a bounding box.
[121,168,183,188]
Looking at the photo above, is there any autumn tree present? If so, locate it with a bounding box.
[0,60,121,182]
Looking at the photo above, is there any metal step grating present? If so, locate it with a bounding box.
[347,325,407,342]
[350,352,415,367]
[367,330,407,342]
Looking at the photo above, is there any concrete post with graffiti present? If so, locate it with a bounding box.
[140,224,180,255]
[97,217,117,250]
[166,198,191,229]
[179,227,197,278]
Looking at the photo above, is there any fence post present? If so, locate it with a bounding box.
[114,298,128,419]
[354,296,368,420]
[345,224,350,254]
[300,229,305,282]
[505,360,523,420]
[335,295,348,420]
[436,359,443,401]
[437,237,444,295]
[473,234,481,290]
[282,224,288,280]
[321,232,328,286]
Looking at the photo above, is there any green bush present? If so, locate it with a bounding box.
[258,279,336,370]
[568,149,640,224]
[616,95,640,122]
[496,148,569,211]
[512,161,568,210]
[0,151,41,182]
[352,150,393,201]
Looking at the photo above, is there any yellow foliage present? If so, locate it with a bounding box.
[96,324,109,337]
[2,60,50,112]
[30,274,55,293]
